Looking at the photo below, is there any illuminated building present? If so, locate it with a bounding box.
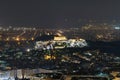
[54,36,67,41]
[44,55,56,60]
[0,72,14,80]
[35,34,88,50]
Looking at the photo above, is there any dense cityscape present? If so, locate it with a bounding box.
[0,23,120,42]
[0,0,120,80]
[0,24,119,80]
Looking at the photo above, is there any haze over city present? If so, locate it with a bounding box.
[0,0,120,27]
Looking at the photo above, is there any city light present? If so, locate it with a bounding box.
[44,55,56,60]
[16,37,20,41]
[26,48,31,52]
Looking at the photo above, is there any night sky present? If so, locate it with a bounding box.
[0,0,120,27]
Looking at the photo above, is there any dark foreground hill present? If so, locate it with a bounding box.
[87,40,120,56]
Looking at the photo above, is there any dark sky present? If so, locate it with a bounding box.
[0,0,120,27]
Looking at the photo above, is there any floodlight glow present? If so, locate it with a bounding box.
[115,27,120,29]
